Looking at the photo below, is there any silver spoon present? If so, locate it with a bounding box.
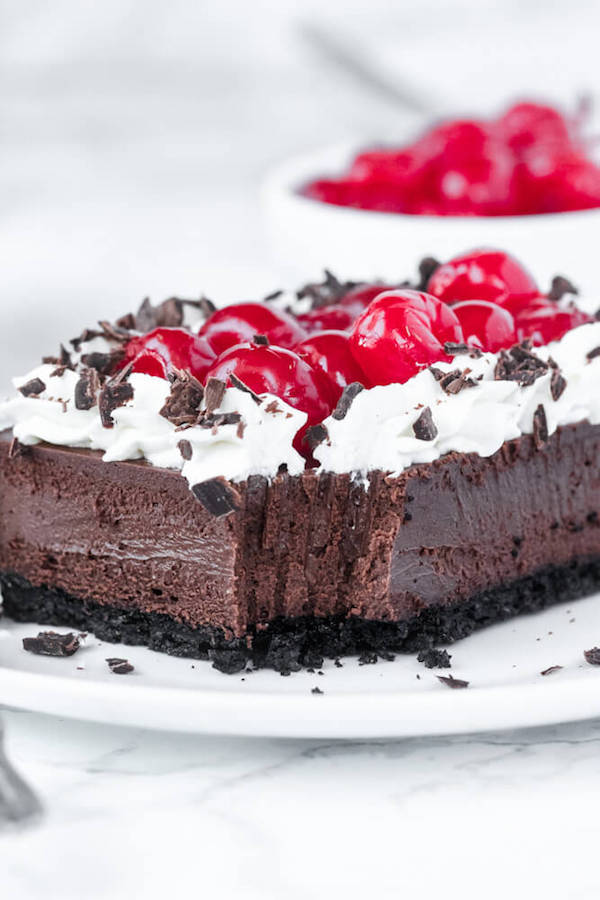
[0,715,42,830]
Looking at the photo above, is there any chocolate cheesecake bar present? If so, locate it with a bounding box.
[1,249,599,673]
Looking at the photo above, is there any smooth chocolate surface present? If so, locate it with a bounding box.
[1,423,600,646]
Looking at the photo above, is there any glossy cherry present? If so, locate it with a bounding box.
[123,328,216,382]
[511,299,592,345]
[129,348,169,378]
[349,290,464,385]
[199,303,307,356]
[450,300,517,353]
[427,249,539,306]
[296,304,358,334]
[204,343,338,456]
[496,102,573,154]
[295,330,368,397]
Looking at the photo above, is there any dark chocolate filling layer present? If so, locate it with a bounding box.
[3,557,600,673]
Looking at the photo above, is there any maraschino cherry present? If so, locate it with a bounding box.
[511,299,592,345]
[349,290,464,385]
[295,330,368,397]
[199,303,306,356]
[124,328,216,382]
[427,249,539,306]
[451,300,517,353]
[296,283,389,334]
[204,343,338,456]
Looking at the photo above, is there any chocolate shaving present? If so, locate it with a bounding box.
[416,256,440,291]
[264,289,284,302]
[532,404,549,449]
[429,366,476,395]
[417,648,452,669]
[160,370,204,426]
[586,346,600,362]
[443,341,470,356]
[296,269,360,310]
[199,412,242,429]
[178,439,193,461]
[23,631,81,657]
[311,686,324,695]
[413,406,438,441]
[332,382,364,420]
[134,296,187,331]
[303,423,329,451]
[550,369,567,401]
[437,674,469,689]
[540,665,563,676]
[81,349,125,377]
[115,312,136,331]
[106,657,134,674]
[99,380,134,427]
[74,367,101,410]
[191,477,241,517]
[229,373,261,404]
[203,377,226,415]
[548,275,578,301]
[583,647,600,665]
[18,377,45,397]
[236,420,246,439]
[494,341,549,386]
[97,320,133,343]
[253,333,270,346]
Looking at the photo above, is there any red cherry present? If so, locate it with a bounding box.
[296,304,357,334]
[340,283,389,309]
[204,343,337,457]
[427,249,539,306]
[130,349,169,378]
[199,303,307,356]
[349,290,464,385]
[511,299,592,345]
[295,330,369,398]
[124,328,216,382]
[496,102,573,155]
[451,301,517,353]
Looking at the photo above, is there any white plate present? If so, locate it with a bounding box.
[1,593,600,738]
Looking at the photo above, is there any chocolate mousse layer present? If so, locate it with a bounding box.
[1,423,600,672]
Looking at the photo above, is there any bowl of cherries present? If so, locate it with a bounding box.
[121,248,594,459]
[263,100,600,294]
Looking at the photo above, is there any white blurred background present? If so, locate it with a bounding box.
[2,0,600,385]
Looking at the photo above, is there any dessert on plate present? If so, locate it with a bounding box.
[1,249,599,673]
[302,100,600,216]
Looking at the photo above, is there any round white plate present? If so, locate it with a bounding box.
[1,594,599,738]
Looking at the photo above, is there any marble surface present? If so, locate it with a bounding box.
[1,708,600,899]
[3,3,600,896]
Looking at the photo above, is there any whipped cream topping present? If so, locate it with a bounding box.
[0,366,306,487]
[1,318,599,490]
[315,321,600,476]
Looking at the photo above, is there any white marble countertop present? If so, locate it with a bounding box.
[2,3,600,896]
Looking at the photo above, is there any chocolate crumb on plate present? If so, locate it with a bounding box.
[311,686,324,695]
[417,648,452,669]
[583,647,600,665]
[18,377,46,398]
[192,477,241,517]
[540,665,563,676]
[106,657,135,674]
[437,674,469,689]
[413,406,438,441]
[358,651,378,665]
[23,631,81,657]
[331,381,365,420]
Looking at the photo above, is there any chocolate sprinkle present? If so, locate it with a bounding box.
[18,377,45,397]
[332,382,365,420]
[74,367,101,410]
[191,477,241,517]
[416,256,440,291]
[413,406,438,441]
[586,346,600,362]
[263,289,284,302]
[81,349,124,377]
[229,373,261,404]
[417,648,452,669]
[550,369,567,401]
[23,631,81,657]
[203,377,226,415]
[532,404,549,449]
[178,439,193,461]
[540,665,563,676]
[106,657,134,675]
[99,380,134,428]
[443,341,470,356]
[199,412,242,430]
[494,341,549,386]
[311,686,324,695]
[583,647,600,665]
[253,333,270,346]
[429,366,476,395]
[548,275,578,301]
[437,674,469,689]
[304,423,329,451]
[160,370,204,426]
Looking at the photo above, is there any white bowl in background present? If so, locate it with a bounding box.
[262,142,600,295]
